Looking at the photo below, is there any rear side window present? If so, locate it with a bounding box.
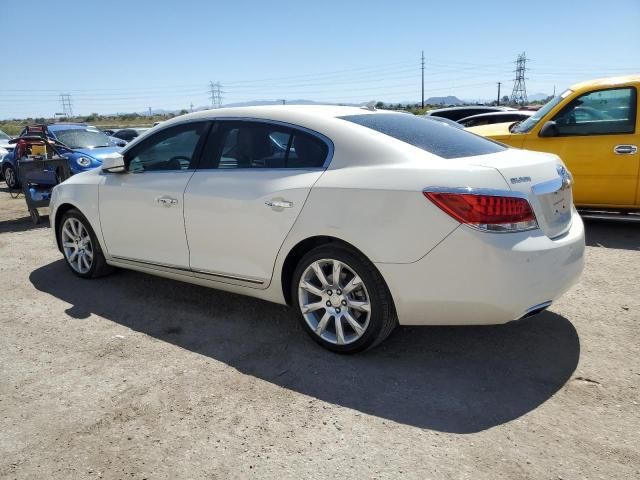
[202,121,329,169]
[340,114,506,159]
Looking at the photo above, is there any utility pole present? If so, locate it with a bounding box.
[209,81,223,108]
[421,50,425,109]
[496,82,501,105]
[510,52,529,106]
[148,107,152,117]
[282,99,286,105]
[60,94,73,118]
[190,103,194,112]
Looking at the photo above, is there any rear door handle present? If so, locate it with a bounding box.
[614,144,638,155]
[156,196,178,207]
[265,199,293,209]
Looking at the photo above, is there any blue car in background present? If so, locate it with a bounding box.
[1,123,122,188]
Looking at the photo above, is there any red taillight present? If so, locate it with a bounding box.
[423,191,538,232]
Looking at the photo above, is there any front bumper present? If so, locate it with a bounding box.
[376,214,585,326]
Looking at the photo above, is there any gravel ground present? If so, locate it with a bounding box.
[0,187,639,480]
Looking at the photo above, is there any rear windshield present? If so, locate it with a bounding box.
[339,113,506,159]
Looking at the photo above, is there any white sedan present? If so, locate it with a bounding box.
[50,106,585,353]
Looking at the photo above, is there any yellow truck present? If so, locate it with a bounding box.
[467,75,639,210]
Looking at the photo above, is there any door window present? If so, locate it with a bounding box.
[552,87,637,136]
[126,122,209,172]
[203,122,329,169]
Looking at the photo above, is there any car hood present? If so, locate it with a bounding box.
[465,122,514,137]
[72,147,122,160]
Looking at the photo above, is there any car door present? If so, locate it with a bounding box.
[183,120,331,287]
[99,121,211,268]
[523,86,639,207]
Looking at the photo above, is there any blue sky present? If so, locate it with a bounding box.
[2,0,639,118]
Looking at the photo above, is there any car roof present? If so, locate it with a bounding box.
[426,106,515,114]
[569,74,640,92]
[461,110,534,120]
[47,123,91,132]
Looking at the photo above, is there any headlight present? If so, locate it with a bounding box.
[76,157,91,167]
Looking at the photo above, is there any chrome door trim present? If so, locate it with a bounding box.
[111,255,266,285]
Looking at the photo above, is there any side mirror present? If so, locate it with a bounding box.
[101,152,125,172]
[538,121,558,138]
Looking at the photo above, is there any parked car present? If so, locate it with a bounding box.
[0,129,12,151]
[467,74,640,210]
[50,106,584,353]
[0,146,7,162]
[424,116,464,128]
[458,110,534,128]
[425,105,515,121]
[1,123,122,189]
[111,128,149,142]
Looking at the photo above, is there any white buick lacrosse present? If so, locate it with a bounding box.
[50,105,584,352]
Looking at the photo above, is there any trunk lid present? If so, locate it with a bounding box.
[467,149,573,238]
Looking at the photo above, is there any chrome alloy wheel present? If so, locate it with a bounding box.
[4,167,16,189]
[61,217,94,274]
[297,258,371,346]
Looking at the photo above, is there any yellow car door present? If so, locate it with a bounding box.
[522,86,639,208]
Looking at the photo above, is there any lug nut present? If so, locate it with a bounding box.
[336,289,342,295]
[336,307,341,313]
[341,300,347,306]
[326,300,331,307]
[327,290,332,296]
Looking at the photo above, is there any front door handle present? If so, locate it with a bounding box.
[156,196,178,207]
[614,144,638,155]
[265,199,293,209]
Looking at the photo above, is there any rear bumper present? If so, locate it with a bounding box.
[376,214,585,326]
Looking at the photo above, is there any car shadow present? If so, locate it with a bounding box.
[0,215,49,233]
[30,260,580,434]
[583,218,640,250]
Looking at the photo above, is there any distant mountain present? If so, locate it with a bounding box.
[425,96,464,106]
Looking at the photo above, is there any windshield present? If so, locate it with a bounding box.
[512,90,572,133]
[53,128,111,148]
[0,130,10,140]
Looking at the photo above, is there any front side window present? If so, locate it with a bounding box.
[551,87,637,136]
[205,121,329,169]
[126,122,209,172]
[340,113,505,159]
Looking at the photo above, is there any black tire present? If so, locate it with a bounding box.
[3,164,19,189]
[291,244,397,353]
[57,208,114,279]
[29,208,40,225]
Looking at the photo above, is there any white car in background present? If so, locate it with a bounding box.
[50,106,585,352]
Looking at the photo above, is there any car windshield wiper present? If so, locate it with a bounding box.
[509,120,523,133]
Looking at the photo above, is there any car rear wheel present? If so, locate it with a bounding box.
[292,245,397,353]
[3,165,18,189]
[58,209,113,279]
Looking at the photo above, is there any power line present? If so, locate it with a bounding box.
[510,52,529,105]
[209,81,223,108]
[421,50,425,109]
[60,93,73,117]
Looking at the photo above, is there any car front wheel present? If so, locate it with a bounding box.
[58,209,113,279]
[3,165,18,189]
[292,245,397,353]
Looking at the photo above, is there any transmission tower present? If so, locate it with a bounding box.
[60,93,73,118]
[510,52,529,105]
[209,81,223,108]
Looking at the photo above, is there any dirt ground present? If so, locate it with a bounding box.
[0,186,638,480]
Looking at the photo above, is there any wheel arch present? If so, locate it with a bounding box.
[280,235,394,308]
[53,203,80,252]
